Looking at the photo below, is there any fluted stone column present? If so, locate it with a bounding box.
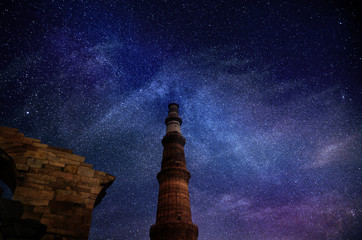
[150,103,198,240]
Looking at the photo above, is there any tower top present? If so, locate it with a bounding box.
[168,103,179,115]
[165,103,182,133]
[168,103,179,109]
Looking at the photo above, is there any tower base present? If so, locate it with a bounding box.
[150,222,198,240]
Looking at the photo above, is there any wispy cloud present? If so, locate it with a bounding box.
[305,135,360,168]
[193,190,360,240]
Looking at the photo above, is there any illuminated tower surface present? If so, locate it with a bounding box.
[150,103,198,240]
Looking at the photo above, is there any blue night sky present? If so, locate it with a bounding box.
[1,0,361,239]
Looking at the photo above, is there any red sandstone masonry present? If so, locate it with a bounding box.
[0,126,115,240]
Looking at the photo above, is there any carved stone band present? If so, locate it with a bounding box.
[157,168,191,184]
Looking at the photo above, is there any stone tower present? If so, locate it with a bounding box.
[150,103,198,240]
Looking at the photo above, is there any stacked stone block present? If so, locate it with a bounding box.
[0,126,115,240]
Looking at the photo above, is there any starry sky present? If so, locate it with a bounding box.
[1,0,361,239]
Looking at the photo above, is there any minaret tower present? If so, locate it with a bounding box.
[150,103,198,240]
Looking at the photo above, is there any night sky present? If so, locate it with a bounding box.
[1,0,361,239]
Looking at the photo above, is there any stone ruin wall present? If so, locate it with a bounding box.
[0,126,115,240]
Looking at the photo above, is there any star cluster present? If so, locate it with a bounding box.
[1,1,361,239]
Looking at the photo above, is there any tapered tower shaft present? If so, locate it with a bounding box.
[150,103,198,240]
